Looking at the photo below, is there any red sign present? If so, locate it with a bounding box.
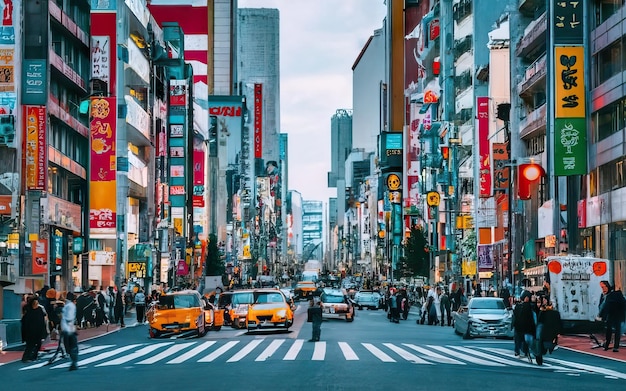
[170,80,187,106]
[577,199,586,228]
[209,106,242,116]
[23,105,48,191]
[429,19,440,41]
[477,97,491,197]
[254,83,263,158]
[31,239,48,275]
[176,259,189,276]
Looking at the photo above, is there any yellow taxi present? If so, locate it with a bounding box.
[320,288,355,322]
[294,281,318,301]
[246,289,295,331]
[147,290,215,338]
[217,289,255,329]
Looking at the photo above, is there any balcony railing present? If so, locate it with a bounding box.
[515,11,547,58]
[517,54,547,97]
[519,103,547,139]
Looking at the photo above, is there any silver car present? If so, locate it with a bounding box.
[453,297,514,339]
[354,290,381,310]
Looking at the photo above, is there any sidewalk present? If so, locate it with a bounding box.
[557,333,626,362]
[0,310,137,366]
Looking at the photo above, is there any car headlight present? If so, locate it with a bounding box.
[277,309,287,318]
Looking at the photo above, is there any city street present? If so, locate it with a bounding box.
[1,304,625,390]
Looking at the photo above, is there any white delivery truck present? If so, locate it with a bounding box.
[546,254,612,330]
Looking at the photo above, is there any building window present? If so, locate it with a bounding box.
[594,0,625,27]
[598,157,626,194]
[594,39,622,86]
[593,99,624,142]
[524,135,545,155]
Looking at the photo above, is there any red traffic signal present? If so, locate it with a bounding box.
[518,163,545,200]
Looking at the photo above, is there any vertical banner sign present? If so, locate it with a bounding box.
[554,45,586,176]
[31,239,48,275]
[552,0,584,44]
[492,142,510,191]
[254,83,263,159]
[24,106,47,191]
[476,97,491,197]
[89,97,117,235]
[193,137,205,208]
[91,35,111,87]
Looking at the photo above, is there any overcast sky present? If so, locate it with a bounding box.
[238,0,387,203]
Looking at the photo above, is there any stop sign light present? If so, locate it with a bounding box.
[518,163,545,200]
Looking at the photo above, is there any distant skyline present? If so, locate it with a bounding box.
[238,0,387,203]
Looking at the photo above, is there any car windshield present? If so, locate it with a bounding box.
[470,299,505,310]
[232,292,254,306]
[321,294,344,303]
[297,282,315,288]
[254,292,285,304]
[159,294,200,309]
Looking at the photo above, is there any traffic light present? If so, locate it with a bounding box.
[518,163,545,200]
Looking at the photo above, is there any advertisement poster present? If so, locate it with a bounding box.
[31,239,48,275]
[476,97,491,197]
[24,105,47,191]
[89,97,117,235]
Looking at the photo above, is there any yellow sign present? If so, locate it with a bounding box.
[386,173,401,191]
[426,191,440,207]
[462,260,477,276]
[555,45,585,118]
[174,218,183,236]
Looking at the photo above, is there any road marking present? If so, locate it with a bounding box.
[168,341,216,364]
[403,344,465,365]
[450,346,535,367]
[256,339,285,361]
[362,343,395,362]
[227,339,264,362]
[427,345,504,366]
[97,342,174,366]
[51,344,142,369]
[383,343,431,364]
[283,339,304,360]
[198,340,239,362]
[312,341,326,361]
[20,345,116,371]
[338,342,359,360]
[136,342,195,364]
[544,357,626,379]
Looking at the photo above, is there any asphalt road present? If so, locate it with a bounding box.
[1,303,625,390]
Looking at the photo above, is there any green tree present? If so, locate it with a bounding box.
[402,225,430,278]
[204,233,226,277]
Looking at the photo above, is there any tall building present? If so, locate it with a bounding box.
[302,200,323,265]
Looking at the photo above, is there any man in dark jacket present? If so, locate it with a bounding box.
[307,299,323,342]
[21,296,48,362]
[599,280,626,352]
[513,290,536,359]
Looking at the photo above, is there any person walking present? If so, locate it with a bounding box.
[440,288,452,327]
[61,292,79,371]
[107,287,116,323]
[513,291,536,361]
[134,288,147,324]
[307,299,323,342]
[534,297,561,365]
[599,280,626,352]
[114,289,126,328]
[20,295,48,363]
[389,290,399,323]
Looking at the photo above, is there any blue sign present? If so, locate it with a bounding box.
[22,60,47,105]
[91,0,116,11]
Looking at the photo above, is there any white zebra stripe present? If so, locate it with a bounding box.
[227,339,264,362]
[338,341,359,360]
[197,340,239,362]
[427,345,504,366]
[362,343,395,362]
[136,342,195,364]
[168,341,217,364]
[97,342,174,366]
[283,339,304,360]
[402,344,465,365]
[256,339,286,361]
[51,344,142,369]
[311,341,326,361]
[383,343,431,364]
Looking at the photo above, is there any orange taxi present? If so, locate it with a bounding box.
[147,290,217,337]
[246,289,295,331]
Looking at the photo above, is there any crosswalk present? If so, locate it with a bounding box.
[18,339,626,379]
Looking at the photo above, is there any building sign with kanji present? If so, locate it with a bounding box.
[552,0,583,44]
[553,46,587,176]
